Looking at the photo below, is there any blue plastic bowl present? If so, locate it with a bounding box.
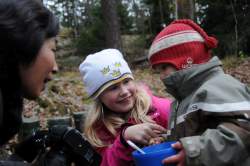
[132,141,177,166]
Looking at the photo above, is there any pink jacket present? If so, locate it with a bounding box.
[96,92,171,166]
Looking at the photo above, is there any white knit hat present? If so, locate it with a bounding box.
[79,49,133,98]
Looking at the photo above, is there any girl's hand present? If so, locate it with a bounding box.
[162,141,186,166]
[124,123,166,145]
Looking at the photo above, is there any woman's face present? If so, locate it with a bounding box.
[99,78,136,114]
[19,38,58,99]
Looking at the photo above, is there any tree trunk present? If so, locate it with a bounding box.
[84,0,91,24]
[101,0,122,50]
[230,0,239,56]
[159,0,165,27]
[175,0,195,19]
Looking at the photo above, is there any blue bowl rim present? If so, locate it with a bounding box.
[132,141,176,156]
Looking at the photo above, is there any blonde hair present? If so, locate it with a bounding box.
[83,85,154,148]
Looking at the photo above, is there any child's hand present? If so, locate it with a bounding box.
[124,123,166,145]
[162,141,186,166]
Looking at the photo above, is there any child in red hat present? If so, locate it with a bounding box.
[148,19,250,166]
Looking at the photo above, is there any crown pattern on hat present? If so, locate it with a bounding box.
[101,66,110,75]
[114,62,121,67]
[111,69,121,77]
[100,61,123,78]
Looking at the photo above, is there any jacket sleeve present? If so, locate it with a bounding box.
[96,133,134,166]
[180,112,250,166]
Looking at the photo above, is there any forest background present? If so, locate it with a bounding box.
[24,0,250,128]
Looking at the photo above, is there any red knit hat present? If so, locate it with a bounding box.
[148,19,218,70]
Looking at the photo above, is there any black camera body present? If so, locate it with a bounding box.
[14,125,101,166]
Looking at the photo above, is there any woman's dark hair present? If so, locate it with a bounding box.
[0,0,59,78]
[0,0,59,145]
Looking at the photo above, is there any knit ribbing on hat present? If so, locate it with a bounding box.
[148,19,217,69]
[172,19,218,49]
[149,30,204,58]
[149,42,211,70]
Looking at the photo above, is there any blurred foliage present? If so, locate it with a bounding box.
[142,0,174,34]
[45,0,250,60]
[59,27,75,39]
[75,3,105,56]
[197,0,250,58]
[57,56,83,71]
[118,1,134,34]
[122,35,148,62]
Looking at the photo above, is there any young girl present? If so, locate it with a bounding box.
[79,49,171,166]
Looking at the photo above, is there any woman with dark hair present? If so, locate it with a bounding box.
[0,0,61,165]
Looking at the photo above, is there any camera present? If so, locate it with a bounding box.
[14,125,101,166]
